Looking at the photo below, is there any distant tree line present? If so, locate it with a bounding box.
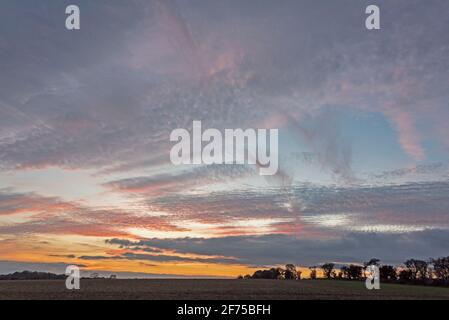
[0,271,118,280]
[0,271,66,280]
[238,256,449,287]
[238,264,302,280]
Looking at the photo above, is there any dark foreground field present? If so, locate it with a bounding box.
[0,279,448,300]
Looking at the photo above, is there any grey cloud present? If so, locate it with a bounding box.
[148,180,449,229]
[105,164,255,195]
[0,189,62,216]
[79,252,237,264]
[122,252,236,264]
[0,189,182,237]
[371,163,449,182]
[48,254,77,259]
[0,0,427,177]
[106,239,162,253]
[78,255,125,261]
[106,230,449,266]
[1,0,448,180]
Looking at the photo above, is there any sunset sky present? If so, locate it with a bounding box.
[1,0,449,278]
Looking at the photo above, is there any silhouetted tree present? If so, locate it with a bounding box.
[341,266,350,279]
[430,257,449,284]
[362,259,381,279]
[379,265,397,282]
[321,263,335,279]
[348,265,364,280]
[240,255,449,286]
[404,259,428,280]
[0,271,65,280]
[252,267,286,280]
[364,258,380,267]
[398,269,413,282]
[251,270,263,279]
[340,265,364,280]
[277,267,286,279]
[309,267,317,280]
[285,264,298,280]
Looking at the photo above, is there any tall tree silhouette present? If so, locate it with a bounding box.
[321,263,335,279]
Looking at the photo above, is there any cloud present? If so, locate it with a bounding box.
[2,177,449,246]
[104,229,449,267]
[105,165,254,195]
[372,163,449,180]
[384,107,425,161]
[78,252,238,265]
[2,0,448,178]
[146,180,449,232]
[0,189,75,216]
[48,254,77,259]
[0,189,185,237]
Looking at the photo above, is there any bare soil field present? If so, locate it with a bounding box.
[0,279,448,300]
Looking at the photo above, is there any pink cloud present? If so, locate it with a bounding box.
[383,106,425,161]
